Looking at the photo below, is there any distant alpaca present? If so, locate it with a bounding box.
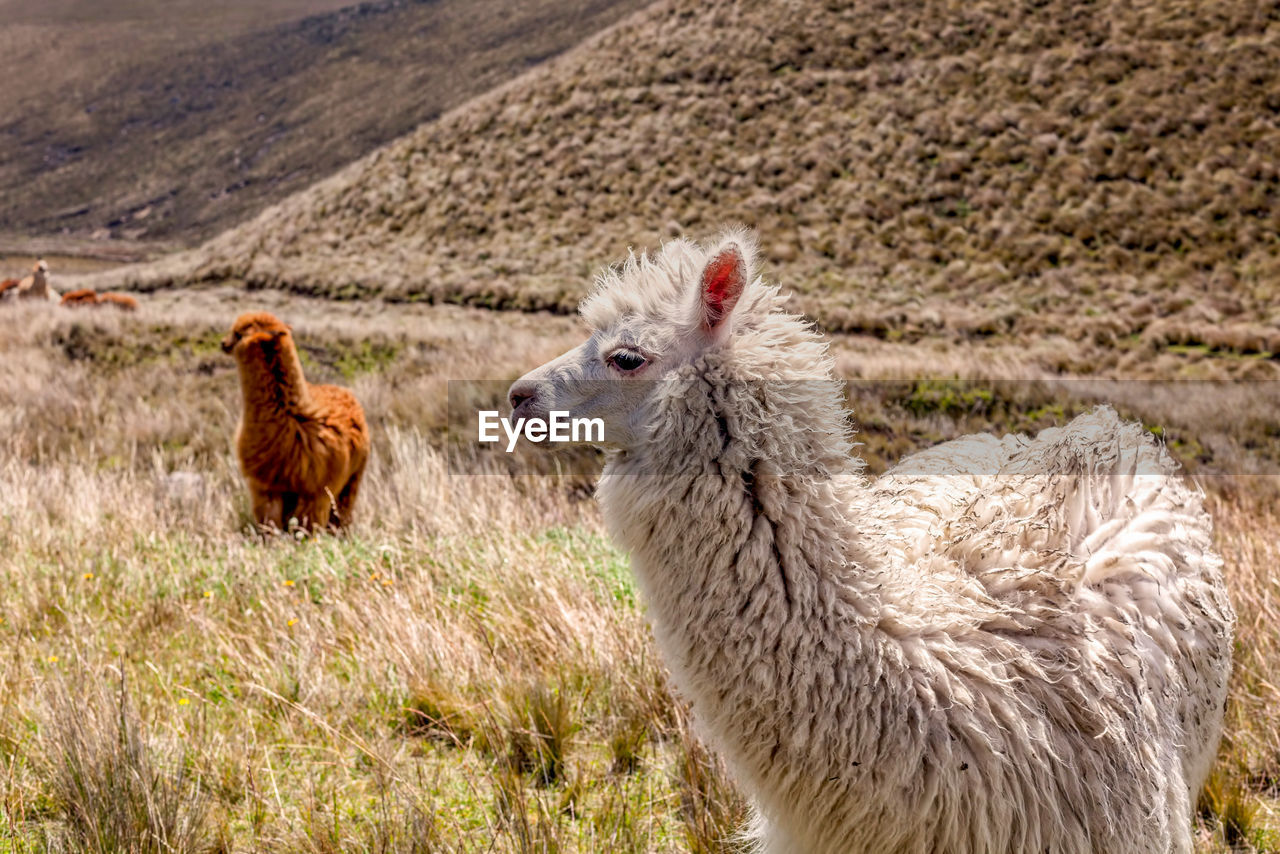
[60,288,101,307]
[98,292,139,311]
[62,288,140,310]
[223,312,370,532]
[3,259,57,302]
[0,278,19,298]
[508,232,1235,854]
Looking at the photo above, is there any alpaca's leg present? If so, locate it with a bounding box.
[280,493,301,530]
[298,493,333,533]
[251,488,284,533]
[332,466,365,529]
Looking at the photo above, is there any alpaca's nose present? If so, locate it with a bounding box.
[508,381,537,416]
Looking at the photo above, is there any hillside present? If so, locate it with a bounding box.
[0,0,654,243]
[94,0,1280,374]
[0,0,355,105]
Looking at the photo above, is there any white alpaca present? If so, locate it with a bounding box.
[508,231,1235,854]
[3,259,58,303]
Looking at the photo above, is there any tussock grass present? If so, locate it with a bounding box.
[0,293,1275,851]
[0,431,724,852]
[38,671,210,854]
[76,0,1280,379]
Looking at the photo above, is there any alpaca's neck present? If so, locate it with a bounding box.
[601,455,887,629]
[598,363,919,799]
[601,366,888,617]
[238,341,311,417]
[598,375,945,850]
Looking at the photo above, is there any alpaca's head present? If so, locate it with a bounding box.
[33,259,48,275]
[509,229,834,453]
[223,311,293,359]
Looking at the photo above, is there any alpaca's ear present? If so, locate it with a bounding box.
[698,246,746,333]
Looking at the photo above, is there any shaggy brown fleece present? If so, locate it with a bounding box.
[60,289,139,310]
[222,311,370,533]
[60,288,101,306]
[98,292,139,311]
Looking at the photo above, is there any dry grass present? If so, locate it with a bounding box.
[0,293,1275,852]
[0,295,743,853]
[77,0,1280,374]
[1198,490,1280,852]
[0,438,723,853]
[36,671,210,854]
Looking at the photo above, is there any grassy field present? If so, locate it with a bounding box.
[0,291,1276,852]
[6,0,1278,848]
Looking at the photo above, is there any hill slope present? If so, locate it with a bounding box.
[102,0,1280,368]
[0,0,653,243]
[0,0,355,107]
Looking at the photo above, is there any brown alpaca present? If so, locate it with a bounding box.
[60,288,101,307]
[60,289,140,310]
[0,278,19,298]
[222,312,370,533]
[98,292,139,311]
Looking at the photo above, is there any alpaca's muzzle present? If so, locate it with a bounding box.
[508,381,537,420]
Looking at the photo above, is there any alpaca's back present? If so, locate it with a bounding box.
[238,381,368,492]
[875,407,1234,801]
[99,292,139,311]
[60,288,100,306]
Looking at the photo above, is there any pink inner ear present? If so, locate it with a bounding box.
[701,249,744,329]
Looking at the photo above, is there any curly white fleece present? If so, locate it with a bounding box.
[591,234,1235,854]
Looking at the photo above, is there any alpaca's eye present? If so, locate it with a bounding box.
[607,350,647,373]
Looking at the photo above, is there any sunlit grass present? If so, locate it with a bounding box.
[0,296,1275,851]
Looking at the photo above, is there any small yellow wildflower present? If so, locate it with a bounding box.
[381,578,393,587]
[82,572,94,580]
[47,656,58,664]
[369,572,380,581]
[284,579,295,587]
[287,618,298,627]
[178,698,190,706]
[204,590,213,598]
